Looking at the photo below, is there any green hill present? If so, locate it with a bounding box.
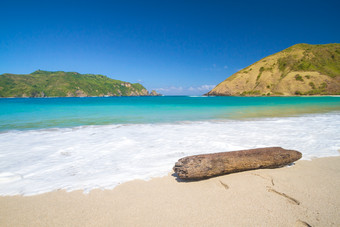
[0,70,158,97]
[206,43,340,96]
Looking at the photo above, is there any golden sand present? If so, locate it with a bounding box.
[1,156,340,226]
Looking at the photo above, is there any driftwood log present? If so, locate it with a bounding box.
[173,147,302,179]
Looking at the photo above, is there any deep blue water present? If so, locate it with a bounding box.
[0,96,339,131]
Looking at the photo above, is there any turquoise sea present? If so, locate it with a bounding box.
[0,96,339,195]
[1,96,340,131]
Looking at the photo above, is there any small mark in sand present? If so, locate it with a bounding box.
[268,187,300,205]
[295,220,312,227]
[219,180,229,190]
[252,173,275,186]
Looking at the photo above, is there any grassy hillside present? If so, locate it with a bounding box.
[206,43,340,96]
[0,70,151,97]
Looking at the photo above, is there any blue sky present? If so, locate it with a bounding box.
[1,0,339,95]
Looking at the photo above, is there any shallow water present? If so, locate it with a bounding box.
[1,96,340,130]
[0,96,339,195]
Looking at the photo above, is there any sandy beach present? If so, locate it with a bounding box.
[1,156,340,227]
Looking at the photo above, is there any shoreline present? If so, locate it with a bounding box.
[1,156,340,226]
[1,95,340,98]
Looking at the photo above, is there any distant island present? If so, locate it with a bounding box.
[206,43,340,96]
[0,70,161,97]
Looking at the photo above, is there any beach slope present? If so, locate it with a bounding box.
[1,156,340,226]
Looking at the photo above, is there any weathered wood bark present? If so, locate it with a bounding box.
[173,147,302,179]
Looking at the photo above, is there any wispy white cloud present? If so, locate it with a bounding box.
[154,85,216,95]
[196,84,216,91]
[155,86,183,92]
[203,64,228,71]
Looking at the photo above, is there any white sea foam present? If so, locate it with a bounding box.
[0,112,339,196]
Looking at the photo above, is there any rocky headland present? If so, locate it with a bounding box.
[0,70,161,98]
[206,43,340,96]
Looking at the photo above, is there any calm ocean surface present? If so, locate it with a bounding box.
[1,96,340,131]
[0,96,339,195]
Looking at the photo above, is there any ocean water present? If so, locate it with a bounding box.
[0,96,339,195]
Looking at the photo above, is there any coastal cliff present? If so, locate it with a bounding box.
[206,43,340,96]
[0,70,160,97]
